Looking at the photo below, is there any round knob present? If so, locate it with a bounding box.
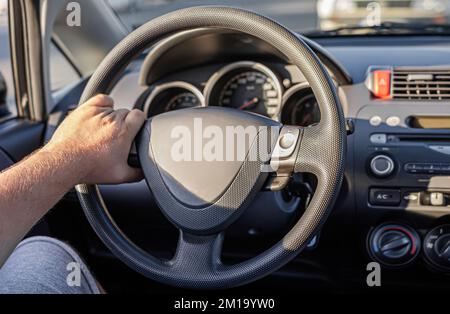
[435,235,450,261]
[379,230,411,259]
[368,223,420,267]
[370,155,395,177]
[424,225,450,272]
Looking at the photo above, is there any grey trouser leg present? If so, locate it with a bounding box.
[0,236,101,294]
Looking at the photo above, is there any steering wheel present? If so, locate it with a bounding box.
[76,6,346,290]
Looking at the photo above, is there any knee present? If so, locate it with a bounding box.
[0,236,100,294]
[10,236,78,266]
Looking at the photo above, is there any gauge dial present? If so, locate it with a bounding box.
[218,71,280,117]
[281,85,321,127]
[205,62,282,118]
[165,92,200,111]
[144,82,204,117]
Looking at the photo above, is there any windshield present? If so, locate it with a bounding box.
[106,0,450,35]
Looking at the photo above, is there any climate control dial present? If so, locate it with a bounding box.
[368,223,421,267]
[423,225,450,272]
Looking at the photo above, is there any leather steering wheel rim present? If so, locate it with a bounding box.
[75,6,346,290]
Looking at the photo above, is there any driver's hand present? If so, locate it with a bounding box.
[45,94,146,184]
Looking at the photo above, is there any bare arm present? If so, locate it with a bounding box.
[0,95,145,264]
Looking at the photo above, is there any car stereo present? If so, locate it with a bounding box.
[354,103,450,214]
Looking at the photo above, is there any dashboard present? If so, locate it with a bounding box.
[115,29,350,130]
[83,32,450,290]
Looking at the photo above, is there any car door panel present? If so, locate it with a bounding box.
[0,119,44,163]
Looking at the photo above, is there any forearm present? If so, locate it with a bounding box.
[0,95,144,266]
[0,144,82,265]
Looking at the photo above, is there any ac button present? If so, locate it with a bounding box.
[370,188,401,206]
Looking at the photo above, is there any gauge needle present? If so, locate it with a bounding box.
[239,97,259,110]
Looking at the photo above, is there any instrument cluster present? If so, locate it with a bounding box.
[143,61,322,127]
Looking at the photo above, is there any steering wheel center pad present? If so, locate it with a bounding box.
[138,106,281,234]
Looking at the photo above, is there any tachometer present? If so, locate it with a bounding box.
[144,82,204,117]
[205,62,282,118]
[281,84,321,127]
[165,93,200,111]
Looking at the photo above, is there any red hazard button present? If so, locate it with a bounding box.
[373,70,391,99]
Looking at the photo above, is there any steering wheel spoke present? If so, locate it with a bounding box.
[168,231,224,279]
[294,124,330,179]
[268,123,330,191]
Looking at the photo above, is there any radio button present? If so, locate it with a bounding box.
[406,163,450,174]
[405,163,425,173]
[405,163,416,173]
[386,116,401,127]
[370,133,387,144]
[423,164,436,174]
[414,163,425,170]
[433,164,442,171]
[370,116,382,126]
[424,163,442,174]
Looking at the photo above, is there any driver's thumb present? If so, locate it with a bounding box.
[125,109,146,140]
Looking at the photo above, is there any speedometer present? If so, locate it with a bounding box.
[205,62,282,118]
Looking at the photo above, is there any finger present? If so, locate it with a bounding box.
[82,94,114,109]
[124,109,146,139]
[113,108,131,122]
[98,108,115,118]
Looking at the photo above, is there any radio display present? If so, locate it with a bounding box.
[407,116,450,129]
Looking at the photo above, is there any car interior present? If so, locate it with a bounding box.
[1,0,450,295]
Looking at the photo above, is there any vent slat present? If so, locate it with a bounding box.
[393,94,450,97]
[393,71,450,73]
[392,79,450,85]
[392,68,450,100]
[394,70,450,74]
[394,87,450,91]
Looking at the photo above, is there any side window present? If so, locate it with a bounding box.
[49,43,81,92]
[0,0,15,116]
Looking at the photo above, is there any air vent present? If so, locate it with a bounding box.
[392,68,450,100]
